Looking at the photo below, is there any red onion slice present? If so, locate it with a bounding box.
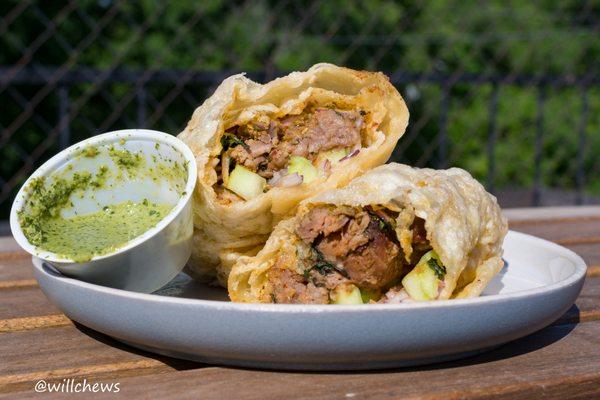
[277,172,303,187]
[269,171,303,187]
[340,149,360,162]
[380,287,410,304]
[268,169,287,186]
[319,158,331,174]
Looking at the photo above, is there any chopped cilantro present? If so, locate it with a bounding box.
[306,246,351,280]
[220,133,248,151]
[368,211,395,232]
[310,247,335,275]
[427,257,446,279]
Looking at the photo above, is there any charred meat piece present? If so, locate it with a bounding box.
[315,211,371,259]
[228,124,278,178]
[226,107,364,179]
[366,206,397,231]
[269,108,363,171]
[308,268,350,290]
[409,217,431,264]
[296,206,402,292]
[411,217,428,245]
[268,265,329,304]
[296,207,351,243]
[342,219,401,291]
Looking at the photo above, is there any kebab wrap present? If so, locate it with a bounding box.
[178,63,409,285]
[228,163,507,303]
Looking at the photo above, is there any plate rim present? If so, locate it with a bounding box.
[32,230,587,313]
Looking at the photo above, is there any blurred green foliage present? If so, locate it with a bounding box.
[0,0,599,218]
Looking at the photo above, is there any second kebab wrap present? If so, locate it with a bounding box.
[228,163,507,303]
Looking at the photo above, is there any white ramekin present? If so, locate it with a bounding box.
[10,129,197,293]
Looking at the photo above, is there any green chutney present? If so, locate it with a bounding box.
[37,200,173,262]
[17,140,186,262]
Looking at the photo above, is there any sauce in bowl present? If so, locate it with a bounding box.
[27,200,173,262]
[17,139,187,262]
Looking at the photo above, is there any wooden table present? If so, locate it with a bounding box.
[1,206,599,399]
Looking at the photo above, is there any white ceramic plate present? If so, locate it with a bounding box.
[33,230,586,370]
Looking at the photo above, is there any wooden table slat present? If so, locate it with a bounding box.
[0,288,61,320]
[0,325,198,393]
[0,253,34,282]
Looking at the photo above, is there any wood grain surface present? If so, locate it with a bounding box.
[1,206,599,399]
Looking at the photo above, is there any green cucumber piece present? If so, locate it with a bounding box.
[402,250,443,301]
[287,156,318,184]
[360,289,380,303]
[419,266,439,299]
[332,284,363,305]
[225,165,266,200]
[318,148,348,164]
[402,270,430,301]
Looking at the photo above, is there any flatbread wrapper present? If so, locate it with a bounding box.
[228,163,508,303]
[179,63,409,285]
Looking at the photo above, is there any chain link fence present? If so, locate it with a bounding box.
[1,0,599,231]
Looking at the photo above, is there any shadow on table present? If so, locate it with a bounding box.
[73,304,580,374]
[73,322,204,370]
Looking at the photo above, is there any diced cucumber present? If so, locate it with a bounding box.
[332,284,363,305]
[287,156,318,184]
[360,289,380,303]
[225,165,266,200]
[402,270,430,301]
[317,148,348,165]
[419,266,439,298]
[402,250,443,301]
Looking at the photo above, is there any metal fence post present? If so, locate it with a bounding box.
[576,90,589,205]
[438,84,450,169]
[136,85,147,128]
[58,84,70,150]
[533,86,546,207]
[486,84,499,193]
